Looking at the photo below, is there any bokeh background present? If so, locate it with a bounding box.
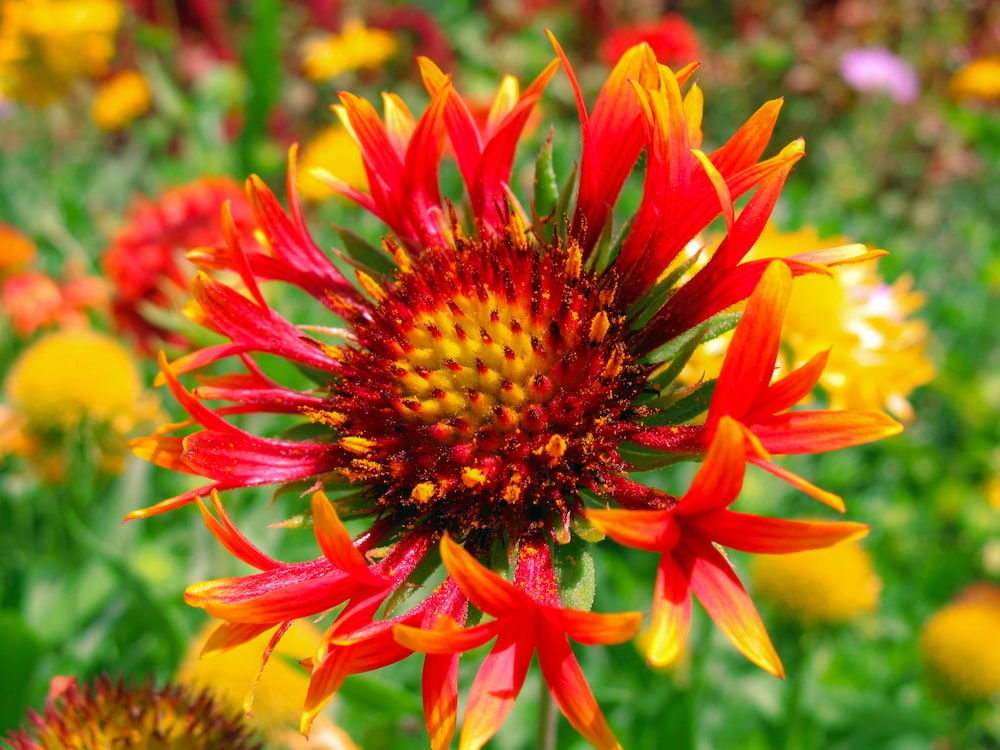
[1,1,998,748]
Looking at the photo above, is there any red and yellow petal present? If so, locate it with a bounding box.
[552,608,643,646]
[682,536,783,677]
[646,554,692,667]
[536,625,623,750]
[311,490,385,585]
[459,626,535,750]
[749,410,903,455]
[585,508,679,552]
[440,535,526,616]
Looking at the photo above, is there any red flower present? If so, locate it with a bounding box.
[598,15,701,70]
[588,394,869,674]
[101,178,259,354]
[131,37,903,748]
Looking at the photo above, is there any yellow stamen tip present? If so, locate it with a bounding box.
[340,436,376,455]
[543,433,567,460]
[461,467,487,488]
[356,270,387,303]
[589,310,611,343]
[411,482,435,503]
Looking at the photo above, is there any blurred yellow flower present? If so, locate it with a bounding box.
[920,583,1000,702]
[0,327,156,478]
[682,225,933,421]
[177,619,359,749]
[296,125,368,202]
[90,68,151,130]
[948,57,1000,102]
[0,222,36,274]
[0,0,122,106]
[752,540,881,626]
[301,19,397,81]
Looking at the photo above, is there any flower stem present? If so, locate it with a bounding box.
[781,629,809,750]
[537,680,559,750]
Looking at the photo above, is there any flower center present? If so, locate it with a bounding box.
[328,233,644,539]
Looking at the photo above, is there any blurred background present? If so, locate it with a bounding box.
[1,1,998,748]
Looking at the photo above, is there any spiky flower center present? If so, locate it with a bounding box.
[329,231,646,540]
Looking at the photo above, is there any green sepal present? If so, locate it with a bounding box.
[629,248,705,330]
[334,224,397,277]
[552,163,578,245]
[382,547,442,617]
[643,311,742,366]
[532,128,558,223]
[644,379,717,426]
[554,535,596,612]
[618,442,695,470]
[570,513,606,543]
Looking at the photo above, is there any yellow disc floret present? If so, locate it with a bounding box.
[393,288,557,431]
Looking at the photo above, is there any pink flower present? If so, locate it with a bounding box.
[839,47,919,103]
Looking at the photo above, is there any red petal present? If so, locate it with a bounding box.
[181,430,339,485]
[301,644,354,735]
[747,350,829,420]
[749,410,903,455]
[677,415,746,515]
[198,492,279,570]
[686,509,869,553]
[199,620,275,657]
[183,558,350,623]
[749,455,846,512]
[394,618,497,655]
[423,652,460,750]
[709,261,791,423]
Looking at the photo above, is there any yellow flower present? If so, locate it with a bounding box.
[752,541,881,626]
[4,327,141,429]
[920,583,1000,702]
[90,68,151,130]
[296,125,368,202]
[0,0,122,106]
[301,19,397,81]
[949,57,1000,102]
[176,619,355,749]
[681,225,933,420]
[1,327,156,479]
[0,222,36,275]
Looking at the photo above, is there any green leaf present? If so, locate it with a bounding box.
[0,610,41,735]
[554,535,596,611]
[629,247,704,329]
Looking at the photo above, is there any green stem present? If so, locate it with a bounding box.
[781,629,809,750]
[537,680,558,750]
